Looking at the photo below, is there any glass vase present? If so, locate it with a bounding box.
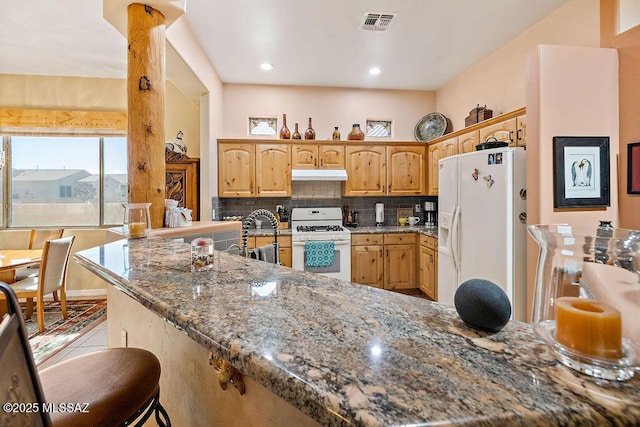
[528,223,640,381]
[292,123,301,139]
[123,202,151,238]
[304,117,316,140]
[279,114,290,139]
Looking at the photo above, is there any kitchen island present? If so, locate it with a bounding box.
[74,237,640,426]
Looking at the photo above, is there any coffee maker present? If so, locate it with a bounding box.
[424,201,437,227]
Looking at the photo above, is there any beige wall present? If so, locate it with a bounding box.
[166,80,201,157]
[525,44,619,319]
[222,84,436,142]
[436,0,601,132]
[167,16,224,208]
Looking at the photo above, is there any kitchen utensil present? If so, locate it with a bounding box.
[375,203,384,226]
[408,216,421,226]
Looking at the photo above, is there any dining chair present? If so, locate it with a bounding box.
[10,236,74,333]
[15,229,65,296]
[0,283,171,427]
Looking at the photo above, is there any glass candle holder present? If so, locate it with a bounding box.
[528,224,640,381]
[123,203,151,239]
[191,237,214,272]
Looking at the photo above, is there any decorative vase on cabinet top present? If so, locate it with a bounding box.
[280,114,291,139]
[304,117,316,140]
[292,123,302,139]
[332,127,341,141]
[348,123,365,140]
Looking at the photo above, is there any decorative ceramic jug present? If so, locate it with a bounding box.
[348,123,365,140]
[304,117,316,140]
[332,126,341,141]
[528,223,640,381]
[280,114,291,139]
[292,123,302,139]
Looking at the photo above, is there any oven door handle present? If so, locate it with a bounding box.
[292,240,351,246]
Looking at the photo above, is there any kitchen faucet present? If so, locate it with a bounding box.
[241,209,279,263]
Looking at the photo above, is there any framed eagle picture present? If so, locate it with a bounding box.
[552,136,610,208]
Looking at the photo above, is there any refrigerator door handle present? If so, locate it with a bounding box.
[451,205,461,271]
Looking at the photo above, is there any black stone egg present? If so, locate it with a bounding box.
[454,279,512,332]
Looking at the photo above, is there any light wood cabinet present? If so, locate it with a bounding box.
[387,145,426,195]
[383,233,417,290]
[427,136,457,196]
[251,235,292,267]
[344,146,386,196]
[516,115,526,147]
[419,235,437,300]
[219,143,290,197]
[255,144,291,197]
[458,130,478,154]
[351,234,384,288]
[291,144,345,169]
[218,143,254,197]
[479,118,516,147]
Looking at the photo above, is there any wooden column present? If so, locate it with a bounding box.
[127,3,166,228]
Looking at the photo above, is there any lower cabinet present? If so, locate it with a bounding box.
[351,234,384,288]
[248,235,292,268]
[351,233,417,291]
[419,235,438,300]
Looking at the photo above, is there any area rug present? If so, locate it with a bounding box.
[24,299,107,366]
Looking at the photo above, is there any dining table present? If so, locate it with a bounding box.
[0,249,43,284]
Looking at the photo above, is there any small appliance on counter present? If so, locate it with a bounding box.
[424,201,437,227]
[375,203,384,226]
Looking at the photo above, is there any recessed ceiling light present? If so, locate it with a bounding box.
[260,63,273,71]
[369,67,381,75]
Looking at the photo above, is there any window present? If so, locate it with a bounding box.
[7,135,127,227]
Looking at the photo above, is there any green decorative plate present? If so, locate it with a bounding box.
[414,112,448,142]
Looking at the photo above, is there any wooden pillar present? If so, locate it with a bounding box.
[127,3,166,228]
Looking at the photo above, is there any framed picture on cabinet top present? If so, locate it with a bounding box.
[552,136,610,208]
[628,142,640,194]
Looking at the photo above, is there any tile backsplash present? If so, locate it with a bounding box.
[213,195,438,227]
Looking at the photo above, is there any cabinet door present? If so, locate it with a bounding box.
[291,144,317,169]
[458,130,478,154]
[319,145,345,169]
[516,115,526,147]
[420,245,436,300]
[255,144,291,197]
[351,245,384,288]
[387,146,426,195]
[384,243,416,290]
[427,142,445,195]
[479,118,517,147]
[218,143,254,197]
[344,146,386,196]
[442,137,458,157]
[166,158,200,220]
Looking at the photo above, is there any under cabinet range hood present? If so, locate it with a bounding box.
[291,169,348,181]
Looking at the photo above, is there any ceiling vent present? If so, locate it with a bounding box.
[360,12,397,31]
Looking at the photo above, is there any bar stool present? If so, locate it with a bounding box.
[0,283,171,426]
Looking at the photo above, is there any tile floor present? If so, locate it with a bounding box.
[38,318,108,369]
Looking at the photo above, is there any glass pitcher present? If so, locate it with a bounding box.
[123,202,151,238]
[528,224,640,380]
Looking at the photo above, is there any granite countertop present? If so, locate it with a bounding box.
[74,238,640,426]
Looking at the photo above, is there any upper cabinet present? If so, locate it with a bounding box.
[458,130,478,154]
[291,144,345,169]
[516,115,526,147]
[218,142,290,197]
[344,145,426,196]
[427,136,457,195]
[387,146,426,196]
[479,118,516,146]
[344,146,386,196]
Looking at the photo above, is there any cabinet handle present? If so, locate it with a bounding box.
[314,158,317,166]
[320,159,323,166]
[517,129,522,141]
[509,130,514,142]
[257,186,260,193]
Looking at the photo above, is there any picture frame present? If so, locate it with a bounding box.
[628,142,640,194]
[248,116,277,136]
[396,207,414,224]
[552,136,610,208]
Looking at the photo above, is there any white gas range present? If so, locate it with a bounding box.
[290,207,351,281]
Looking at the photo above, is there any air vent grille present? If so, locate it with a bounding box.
[360,12,397,31]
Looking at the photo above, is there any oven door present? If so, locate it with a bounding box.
[292,239,351,281]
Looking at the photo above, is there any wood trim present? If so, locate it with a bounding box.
[0,108,126,131]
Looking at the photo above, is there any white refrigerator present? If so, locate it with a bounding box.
[437,147,527,321]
